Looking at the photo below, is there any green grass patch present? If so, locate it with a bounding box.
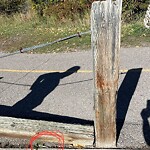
[0,14,149,54]
[0,14,91,53]
[121,21,150,47]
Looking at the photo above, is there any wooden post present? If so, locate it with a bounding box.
[91,0,122,148]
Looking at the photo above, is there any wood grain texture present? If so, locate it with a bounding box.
[91,0,122,148]
[0,117,94,148]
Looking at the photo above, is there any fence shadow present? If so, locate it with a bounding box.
[116,68,142,141]
[141,100,150,145]
[0,66,94,126]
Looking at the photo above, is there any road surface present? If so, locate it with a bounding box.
[0,47,150,148]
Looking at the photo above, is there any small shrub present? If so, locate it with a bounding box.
[122,0,149,22]
[31,0,95,20]
[0,0,28,15]
[0,0,149,22]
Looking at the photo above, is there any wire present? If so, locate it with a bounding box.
[0,57,52,94]
[0,31,91,59]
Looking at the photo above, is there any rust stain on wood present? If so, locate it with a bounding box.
[96,72,118,89]
[96,72,105,89]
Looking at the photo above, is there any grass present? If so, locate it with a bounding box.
[121,21,150,47]
[0,13,150,54]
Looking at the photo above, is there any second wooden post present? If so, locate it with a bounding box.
[91,0,122,148]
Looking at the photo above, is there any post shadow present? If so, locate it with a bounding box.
[0,66,94,126]
[141,100,150,145]
[116,68,142,141]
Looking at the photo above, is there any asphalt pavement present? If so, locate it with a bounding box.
[0,47,150,149]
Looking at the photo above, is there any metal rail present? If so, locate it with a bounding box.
[0,31,91,59]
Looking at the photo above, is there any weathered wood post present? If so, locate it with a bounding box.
[91,0,122,148]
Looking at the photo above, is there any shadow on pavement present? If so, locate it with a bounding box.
[0,66,94,126]
[141,100,150,145]
[0,78,93,87]
[116,68,142,141]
